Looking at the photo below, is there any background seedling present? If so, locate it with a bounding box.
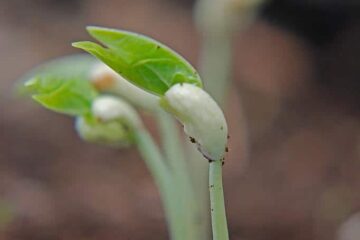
[22,26,230,240]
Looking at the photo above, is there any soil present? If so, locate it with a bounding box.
[0,0,359,239]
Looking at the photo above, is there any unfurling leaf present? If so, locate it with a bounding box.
[73,26,202,96]
[23,55,98,116]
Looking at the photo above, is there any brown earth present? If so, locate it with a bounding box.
[0,0,359,239]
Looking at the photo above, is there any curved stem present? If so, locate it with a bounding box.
[156,110,186,171]
[134,128,182,240]
[156,110,201,240]
[134,128,170,192]
[209,160,229,240]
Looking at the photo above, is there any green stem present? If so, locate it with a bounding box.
[187,144,211,239]
[209,160,229,240]
[134,128,182,240]
[156,110,201,240]
[156,110,186,171]
[194,10,233,240]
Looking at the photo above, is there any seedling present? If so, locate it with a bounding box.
[22,26,229,240]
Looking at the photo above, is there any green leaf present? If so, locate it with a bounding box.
[24,55,98,116]
[72,26,202,96]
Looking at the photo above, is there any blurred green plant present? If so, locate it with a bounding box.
[21,27,229,240]
[23,55,98,115]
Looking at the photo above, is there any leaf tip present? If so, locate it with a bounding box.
[72,41,100,52]
[86,26,131,41]
[86,25,103,33]
[71,41,85,49]
[86,26,115,37]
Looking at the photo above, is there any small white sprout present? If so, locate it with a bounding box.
[75,95,142,147]
[92,95,142,129]
[161,83,228,161]
[90,63,159,111]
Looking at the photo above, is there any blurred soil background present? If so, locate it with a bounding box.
[0,0,359,239]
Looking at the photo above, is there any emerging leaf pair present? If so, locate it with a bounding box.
[25,26,228,161]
